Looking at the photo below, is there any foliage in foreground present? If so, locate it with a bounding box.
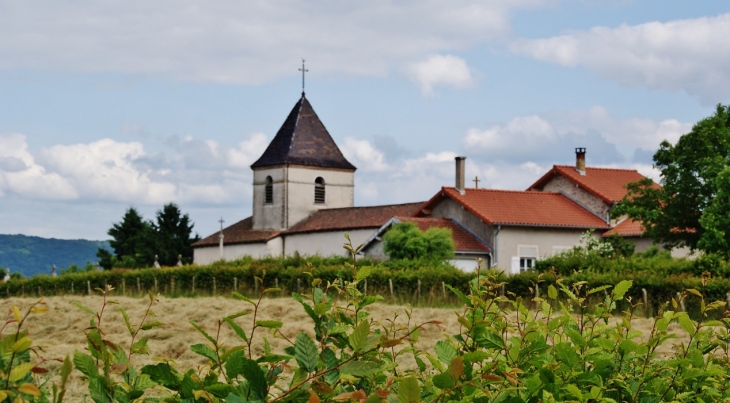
[7,238,730,402]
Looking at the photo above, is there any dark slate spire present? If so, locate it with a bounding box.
[250,94,356,170]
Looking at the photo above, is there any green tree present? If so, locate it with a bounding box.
[614,104,730,252]
[154,203,200,266]
[97,207,156,269]
[383,222,455,261]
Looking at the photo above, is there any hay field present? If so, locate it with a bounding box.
[3,295,687,401]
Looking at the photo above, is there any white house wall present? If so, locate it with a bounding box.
[496,227,596,274]
[284,229,373,257]
[193,238,284,265]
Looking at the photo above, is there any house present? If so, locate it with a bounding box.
[193,92,672,271]
[360,216,492,271]
[192,93,428,263]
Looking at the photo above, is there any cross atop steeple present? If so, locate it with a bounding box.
[298,59,308,94]
[473,176,480,189]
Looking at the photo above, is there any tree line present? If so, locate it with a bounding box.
[96,203,200,269]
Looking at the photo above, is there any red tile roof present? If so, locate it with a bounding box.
[419,187,610,229]
[604,218,644,237]
[284,202,424,235]
[528,165,653,204]
[396,217,491,252]
[192,217,279,248]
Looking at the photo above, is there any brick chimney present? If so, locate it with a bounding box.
[575,148,586,176]
[455,156,466,194]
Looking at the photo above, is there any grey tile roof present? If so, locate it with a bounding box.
[250,94,356,170]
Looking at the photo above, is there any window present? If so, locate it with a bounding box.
[518,245,538,273]
[264,176,273,204]
[314,177,325,204]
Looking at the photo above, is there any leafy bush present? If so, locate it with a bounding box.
[383,222,454,261]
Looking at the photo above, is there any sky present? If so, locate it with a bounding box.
[1,0,729,241]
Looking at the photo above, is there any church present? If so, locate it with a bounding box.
[192,93,670,273]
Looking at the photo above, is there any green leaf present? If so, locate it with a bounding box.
[256,320,283,329]
[71,301,96,316]
[432,372,455,389]
[547,285,558,300]
[89,376,112,403]
[678,313,696,335]
[339,360,381,376]
[612,280,633,300]
[446,285,472,308]
[231,292,254,304]
[73,351,99,378]
[294,332,319,372]
[473,326,505,350]
[349,320,370,353]
[9,363,34,382]
[224,317,249,342]
[190,321,216,345]
[141,363,181,390]
[397,376,421,403]
[119,308,134,336]
[356,265,372,281]
[131,338,149,355]
[434,341,457,365]
[191,344,219,363]
[241,358,268,401]
[140,321,165,331]
[588,285,611,296]
[225,350,246,379]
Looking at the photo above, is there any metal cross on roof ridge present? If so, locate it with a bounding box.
[473,176,480,189]
[299,58,308,94]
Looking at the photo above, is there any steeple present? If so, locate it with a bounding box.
[250,94,356,171]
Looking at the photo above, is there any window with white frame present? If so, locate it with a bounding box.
[518,245,538,272]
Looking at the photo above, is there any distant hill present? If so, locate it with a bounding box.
[0,234,113,277]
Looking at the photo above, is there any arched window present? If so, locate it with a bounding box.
[264,176,273,204]
[314,177,325,204]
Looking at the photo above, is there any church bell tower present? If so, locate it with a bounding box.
[250,93,356,230]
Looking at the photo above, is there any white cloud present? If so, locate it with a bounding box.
[0,1,543,86]
[510,13,730,103]
[341,137,389,172]
[227,133,270,169]
[408,54,475,95]
[0,134,77,200]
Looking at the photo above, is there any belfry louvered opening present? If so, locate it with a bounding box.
[264,176,273,204]
[314,177,325,204]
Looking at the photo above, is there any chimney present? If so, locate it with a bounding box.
[575,147,586,175]
[455,156,466,194]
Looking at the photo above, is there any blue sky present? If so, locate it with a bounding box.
[1,0,729,240]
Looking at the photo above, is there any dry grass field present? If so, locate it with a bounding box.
[2,295,690,401]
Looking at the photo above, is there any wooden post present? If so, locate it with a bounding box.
[442,281,446,298]
[254,277,258,294]
[87,280,91,296]
[726,292,730,309]
[677,292,685,312]
[501,284,506,297]
[389,278,394,299]
[535,285,539,299]
[213,277,216,294]
[154,277,158,293]
[38,286,41,296]
[275,278,279,289]
[297,278,301,293]
[71,282,74,294]
[234,277,238,292]
[122,278,126,296]
[137,277,141,294]
[363,279,367,295]
[417,279,421,300]
[22,285,24,297]
[642,288,649,317]
[192,276,196,294]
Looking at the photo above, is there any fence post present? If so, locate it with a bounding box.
[71,282,74,294]
[726,293,730,310]
[171,276,175,294]
[22,285,24,297]
[213,277,216,294]
[234,277,238,292]
[122,278,126,296]
[137,277,141,294]
[154,277,158,293]
[254,277,258,294]
[38,286,41,296]
[677,292,685,312]
[364,279,367,295]
[442,281,446,298]
[297,278,301,293]
[501,284,505,297]
[192,276,196,294]
[87,280,91,296]
[275,278,279,290]
[417,279,421,300]
[535,284,540,299]
[389,278,394,299]
[642,288,649,317]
